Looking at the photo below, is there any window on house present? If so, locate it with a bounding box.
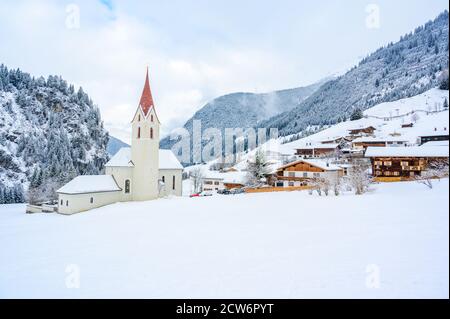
[66,200,69,206]
[60,199,63,205]
[288,182,295,187]
[90,197,94,204]
[151,115,154,122]
[313,173,320,178]
[138,114,140,122]
[288,172,295,177]
[125,180,130,194]
[150,127,153,139]
[137,127,141,139]
[384,161,392,166]
[214,181,220,185]
[162,176,165,183]
[173,176,176,190]
[303,172,308,178]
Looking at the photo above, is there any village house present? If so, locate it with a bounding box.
[418,129,449,145]
[348,126,377,137]
[271,159,344,188]
[365,146,449,180]
[352,136,409,151]
[200,171,246,192]
[56,69,183,215]
[295,143,340,158]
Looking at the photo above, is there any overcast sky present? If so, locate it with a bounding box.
[1,0,448,142]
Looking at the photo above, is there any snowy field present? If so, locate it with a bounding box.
[0,181,448,299]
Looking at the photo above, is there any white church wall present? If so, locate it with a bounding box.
[105,167,133,202]
[58,191,121,215]
[159,169,183,197]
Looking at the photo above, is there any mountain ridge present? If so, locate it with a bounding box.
[261,11,449,137]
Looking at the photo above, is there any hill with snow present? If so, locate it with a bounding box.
[182,88,448,178]
[0,65,109,203]
[280,88,449,154]
[262,11,449,137]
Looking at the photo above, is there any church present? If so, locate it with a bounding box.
[56,69,183,215]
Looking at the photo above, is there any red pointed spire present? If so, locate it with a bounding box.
[139,67,155,116]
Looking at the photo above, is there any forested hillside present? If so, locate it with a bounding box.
[0,65,109,204]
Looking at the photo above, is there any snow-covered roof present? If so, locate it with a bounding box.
[278,159,343,171]
[418,131,449,137]
[159,149,183,170]
[105,147,183,170]
[105,147,134,167]
[352,136,408,143]
[203,171,247,184]
[57,175,121,194]
[421,140,449,147]
[365,146,449,158]
[295,143,339,150]
[301,159,343,171]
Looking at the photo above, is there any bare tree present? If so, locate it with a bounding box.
[348,159,372,195]
[333,175,342,196]
[190,167,204,193]
[415,159,449,189]
[410,112,420,123]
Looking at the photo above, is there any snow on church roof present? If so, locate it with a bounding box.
[57,175,121,194]
[105,147,134,167]
[159,149,184,170]
[105,147,183,170]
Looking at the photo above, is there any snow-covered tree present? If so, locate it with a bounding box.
[246,150,270,186]
[415,159,449,189]
[350,108,364,121]
[347,159,372,195]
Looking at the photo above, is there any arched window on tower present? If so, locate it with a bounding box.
[125,180,131,194]
[150,127,153,139]
[137,127,141,139]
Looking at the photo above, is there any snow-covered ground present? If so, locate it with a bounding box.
[0,180,448,298]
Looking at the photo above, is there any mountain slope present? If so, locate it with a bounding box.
[160,78,328,151]
[261,11,449,137]
[0,65,109,203]
[107,136,129,156]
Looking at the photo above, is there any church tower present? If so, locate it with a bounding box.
[131,68,161,201]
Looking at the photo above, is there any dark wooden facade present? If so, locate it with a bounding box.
[419,134,449,145]
[348,126,376,136]
[295,146,339,158]
[369,156,443,178]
